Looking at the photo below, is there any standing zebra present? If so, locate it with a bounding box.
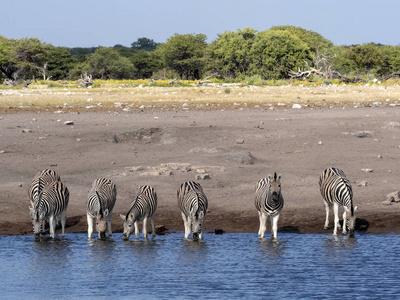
[319,167,359,237]
[120,185,157,240]
[29,181,69,240]
[86,178,117,239]
[177,181,208,240]
[28,169,61,208]
[255,173,284,239]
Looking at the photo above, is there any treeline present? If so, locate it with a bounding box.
[1,26,400,83]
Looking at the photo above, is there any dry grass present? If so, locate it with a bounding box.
[1,83,400,112]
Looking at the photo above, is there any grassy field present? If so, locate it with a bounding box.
[1,80,400,112]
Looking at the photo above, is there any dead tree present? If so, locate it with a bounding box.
[290,60,365,83]
[4,79,32,87]
[196,72,220,86]
[168,78,181,85]
[381,71,400,82]
[77,73,93,87]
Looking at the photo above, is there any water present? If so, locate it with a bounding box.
[1,232,400,299]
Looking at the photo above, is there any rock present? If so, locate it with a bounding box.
[139,171,160,176]
[361,168,373,173]
[155,225,167,234]
[195,168,206,174]
[223,151,254,165]
[381,200,392,205]
[358,181,368,187]
[195,174,210,180]
[64,121,74,125]
[354,131,372,138]
[21,129,32,133]
[76,138,82,142]
[236,139,244,144]
[292,104,302,109]
[214,229,224,235]
[387,191,400,203]
[318,141,323,145]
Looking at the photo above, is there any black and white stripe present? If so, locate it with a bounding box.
[254,173,284,239]
[29,181,69,240]
[28,169,60,208]
[319,167,358,237]
[177,181,208,240]
[120,185,157,240]
[86,178,117,239]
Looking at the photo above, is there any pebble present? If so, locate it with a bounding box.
[361,168,373,173]
[64,121,74,125]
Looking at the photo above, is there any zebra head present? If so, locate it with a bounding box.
[120,213,134,240]
[344,205,359,237]
[268,173,282,202]
[96,208,109,240]
[190,210,205,241]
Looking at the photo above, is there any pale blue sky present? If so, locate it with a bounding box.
[1,0,399,47]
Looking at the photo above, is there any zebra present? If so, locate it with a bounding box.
[29,181,69,240]
[86,178,117,239]
[120,185,157,240]
[177,181,208,240]
[319,167,359,237]
[255,173,284,239]
[28,169,61,208]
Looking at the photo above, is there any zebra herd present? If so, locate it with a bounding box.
[28,166,358,241]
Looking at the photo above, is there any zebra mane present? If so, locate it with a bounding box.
[95,191,103,218]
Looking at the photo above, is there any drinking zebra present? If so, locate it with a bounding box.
[177,181,208,240]
[86,178,117,239]
[255,173,284,239]
[120,185,157,240]
[28,169,61,208]
[319,167,359,237]
[29,181,69,240]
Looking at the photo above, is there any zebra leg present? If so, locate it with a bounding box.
[259,213,268,238]
[151,215,156,237]
[271,213,280,239]
[181,212,190,239]
[60,209,66,237]
[49,215,56,239]
[258,211,263,236]
[342,209,347,235]
[87,214,94,239]
[333,203,339,236]
[323,201,330,230]
[134,220,139,239]
[107,209,113,237]
[143,216,148,239]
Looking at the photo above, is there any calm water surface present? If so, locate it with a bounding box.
[1,232,399,299]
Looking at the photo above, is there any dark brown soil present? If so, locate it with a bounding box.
[1,107,400,236]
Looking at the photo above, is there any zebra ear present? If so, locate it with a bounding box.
[103,209,109,217]
[278,174,282,180]
[120,214,126,221]
[198,210,204,219]
[354,205,359,212]
[29,206,34,218]
[267,174,272,180]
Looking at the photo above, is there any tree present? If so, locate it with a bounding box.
[270,25,333,52]
[86,47,136,79]
[129,50,163,79]
[206,28,257,79]
[13,37,51,80]
[47,47,77,80]
[333,43,382,76]
[131,37,159,51]
[249,30,311,79]
[156,33,207,80]
[0,35,18,80]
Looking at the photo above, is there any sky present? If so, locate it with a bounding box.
[1,0,399,47]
